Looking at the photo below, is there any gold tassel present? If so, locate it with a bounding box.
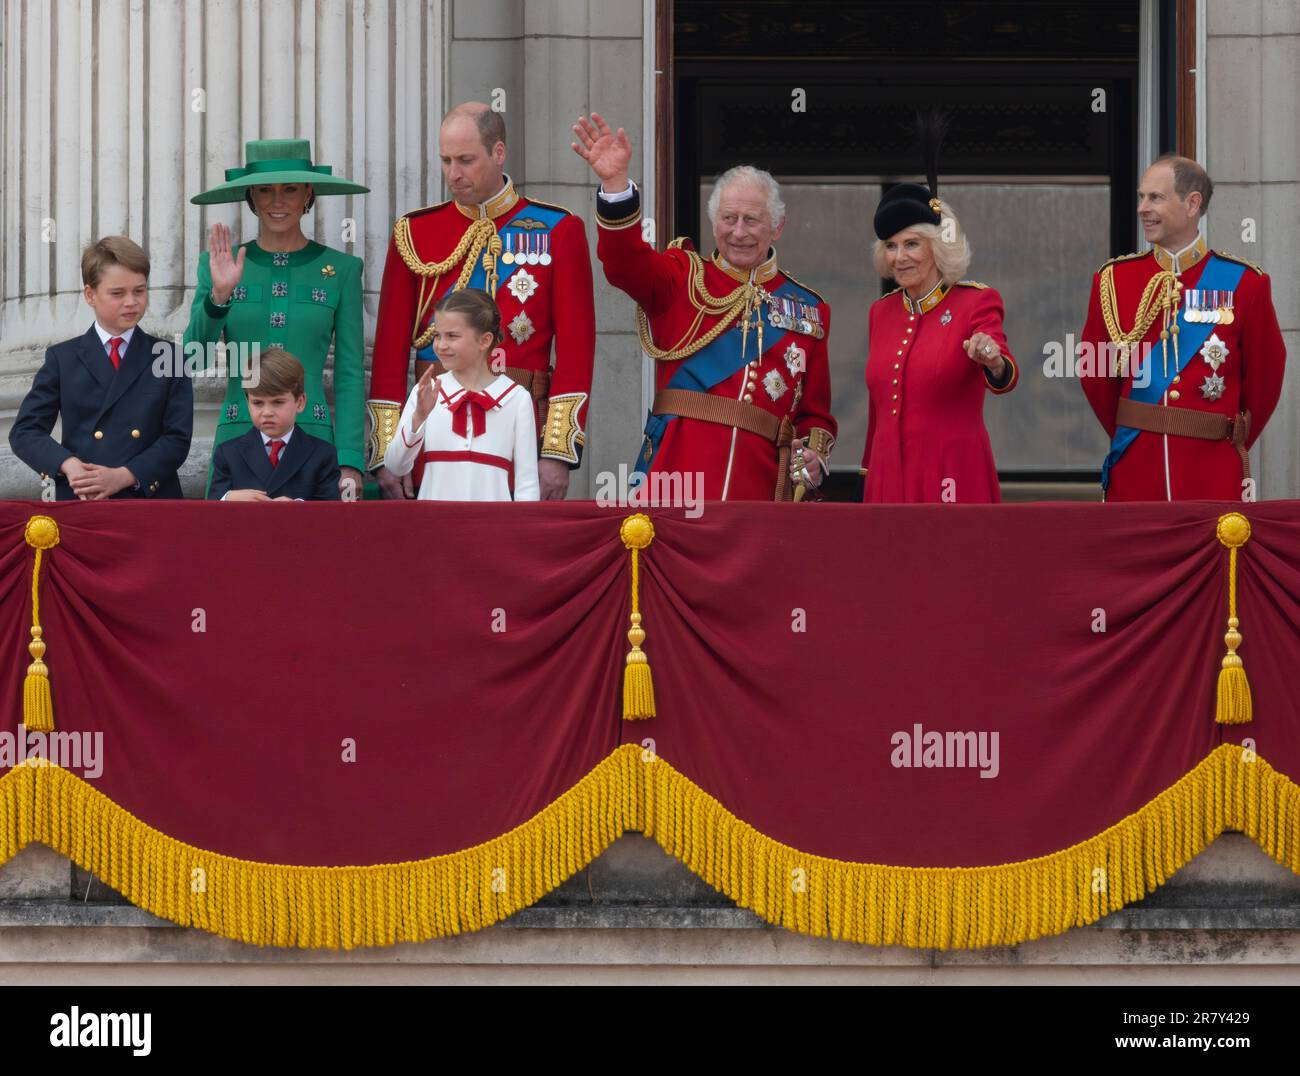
[1215,512,1252,724]
[22,515,60,733]
[620,513,656,720]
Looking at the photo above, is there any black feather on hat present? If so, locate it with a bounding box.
[873,109,952,241]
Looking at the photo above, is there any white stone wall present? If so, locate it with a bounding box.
[0,0,447,497]
[1206,0,1300,500]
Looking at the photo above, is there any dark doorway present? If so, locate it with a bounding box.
[666,0,1152,496]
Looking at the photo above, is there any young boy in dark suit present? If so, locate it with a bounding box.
[9,236,193,499]
[208,349,341,501]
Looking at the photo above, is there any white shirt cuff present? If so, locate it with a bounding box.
[600,180,636,202]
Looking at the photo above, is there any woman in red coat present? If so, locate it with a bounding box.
[861,183,1018,503]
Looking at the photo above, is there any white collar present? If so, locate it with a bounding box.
[438,370,511,400]
[259,427,294,446]
[93,322,135,349]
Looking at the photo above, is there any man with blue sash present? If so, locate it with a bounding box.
[367,103,596,500]
[573,113,837,501]
[1080,155,1285,501]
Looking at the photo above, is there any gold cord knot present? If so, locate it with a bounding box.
[25,515,59,551]
[1216,512,1250,549]
[620,513,655,551]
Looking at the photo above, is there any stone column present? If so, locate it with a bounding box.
[1205,0,1300,500]
[0,0,445,497]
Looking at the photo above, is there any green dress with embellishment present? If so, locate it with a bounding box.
[184,240,365,483]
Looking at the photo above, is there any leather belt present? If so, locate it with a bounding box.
[1116,398,1251,481]
[652,388,796,501]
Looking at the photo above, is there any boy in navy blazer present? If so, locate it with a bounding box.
[208,349,341,501]
[9,236,193,499]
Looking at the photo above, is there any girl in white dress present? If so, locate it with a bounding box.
[384,289,540,501]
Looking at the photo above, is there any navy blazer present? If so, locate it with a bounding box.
[208,426,342,501]
[8,325,193,499]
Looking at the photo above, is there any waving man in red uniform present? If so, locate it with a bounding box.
[572,113,836,500]
[1079,155,1285,501]
[367,103,596,499]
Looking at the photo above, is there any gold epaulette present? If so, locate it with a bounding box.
[780,269,825,305]
[1214,250,1265,275]
[521,196,573,218]
[668,236,692,251]
[403,198,453,221]
[880,285,902,299]
[954,280,990,290]
[1097,251,1147,273]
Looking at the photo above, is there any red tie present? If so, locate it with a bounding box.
[447,390,497,439]
[108,337,124,370]
[268,439,285,467]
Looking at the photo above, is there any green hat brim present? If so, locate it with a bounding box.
[190,170,369,205]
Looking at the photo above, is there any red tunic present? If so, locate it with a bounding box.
[595,188,836,501]
[862,282,1018,503]
[1079,244,1285,501]
[366,177,596,469]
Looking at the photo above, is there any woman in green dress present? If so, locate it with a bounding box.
[186,139,368,495]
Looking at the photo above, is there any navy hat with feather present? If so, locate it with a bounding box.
[873,110,951,241]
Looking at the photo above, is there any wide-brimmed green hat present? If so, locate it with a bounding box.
[190,139,368,205]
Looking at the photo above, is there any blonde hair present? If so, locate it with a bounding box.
[872,198,971,285]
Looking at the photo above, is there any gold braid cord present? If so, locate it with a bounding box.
[636,250,770,363]
[395,215,504,349]
[1099,263,1182,377]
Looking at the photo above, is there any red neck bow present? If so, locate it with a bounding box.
[446,388,498,439]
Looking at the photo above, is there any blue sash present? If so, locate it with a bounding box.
[1100,254,1245,490]
[415,203,567,362]
[636,277,820,478]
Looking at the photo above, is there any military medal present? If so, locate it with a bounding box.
[762,368,788,401]
[501,233,515,266]
[1200,332,1228,372]
[784,342,806,376]
[508,311,535,345]
[1200,373,1226,401]
[526,236,540,266]
[539,235,552,266]
[507,267,538,304]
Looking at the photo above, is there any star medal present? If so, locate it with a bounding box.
[762,368,788,401]
[507,267,538,304]
[508,311,535,345]
[784,342,806,376]
[1200,332,1228,372]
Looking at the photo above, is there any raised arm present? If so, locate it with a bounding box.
[572,112,681,315]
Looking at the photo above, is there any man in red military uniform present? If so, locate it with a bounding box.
[572,113,835,500]
[1079,155,1285,501]
[367,102,596,499]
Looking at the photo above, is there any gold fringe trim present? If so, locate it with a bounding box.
[1,744,1296,950]
[0,746,644,951]
[640,743,1300,948]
